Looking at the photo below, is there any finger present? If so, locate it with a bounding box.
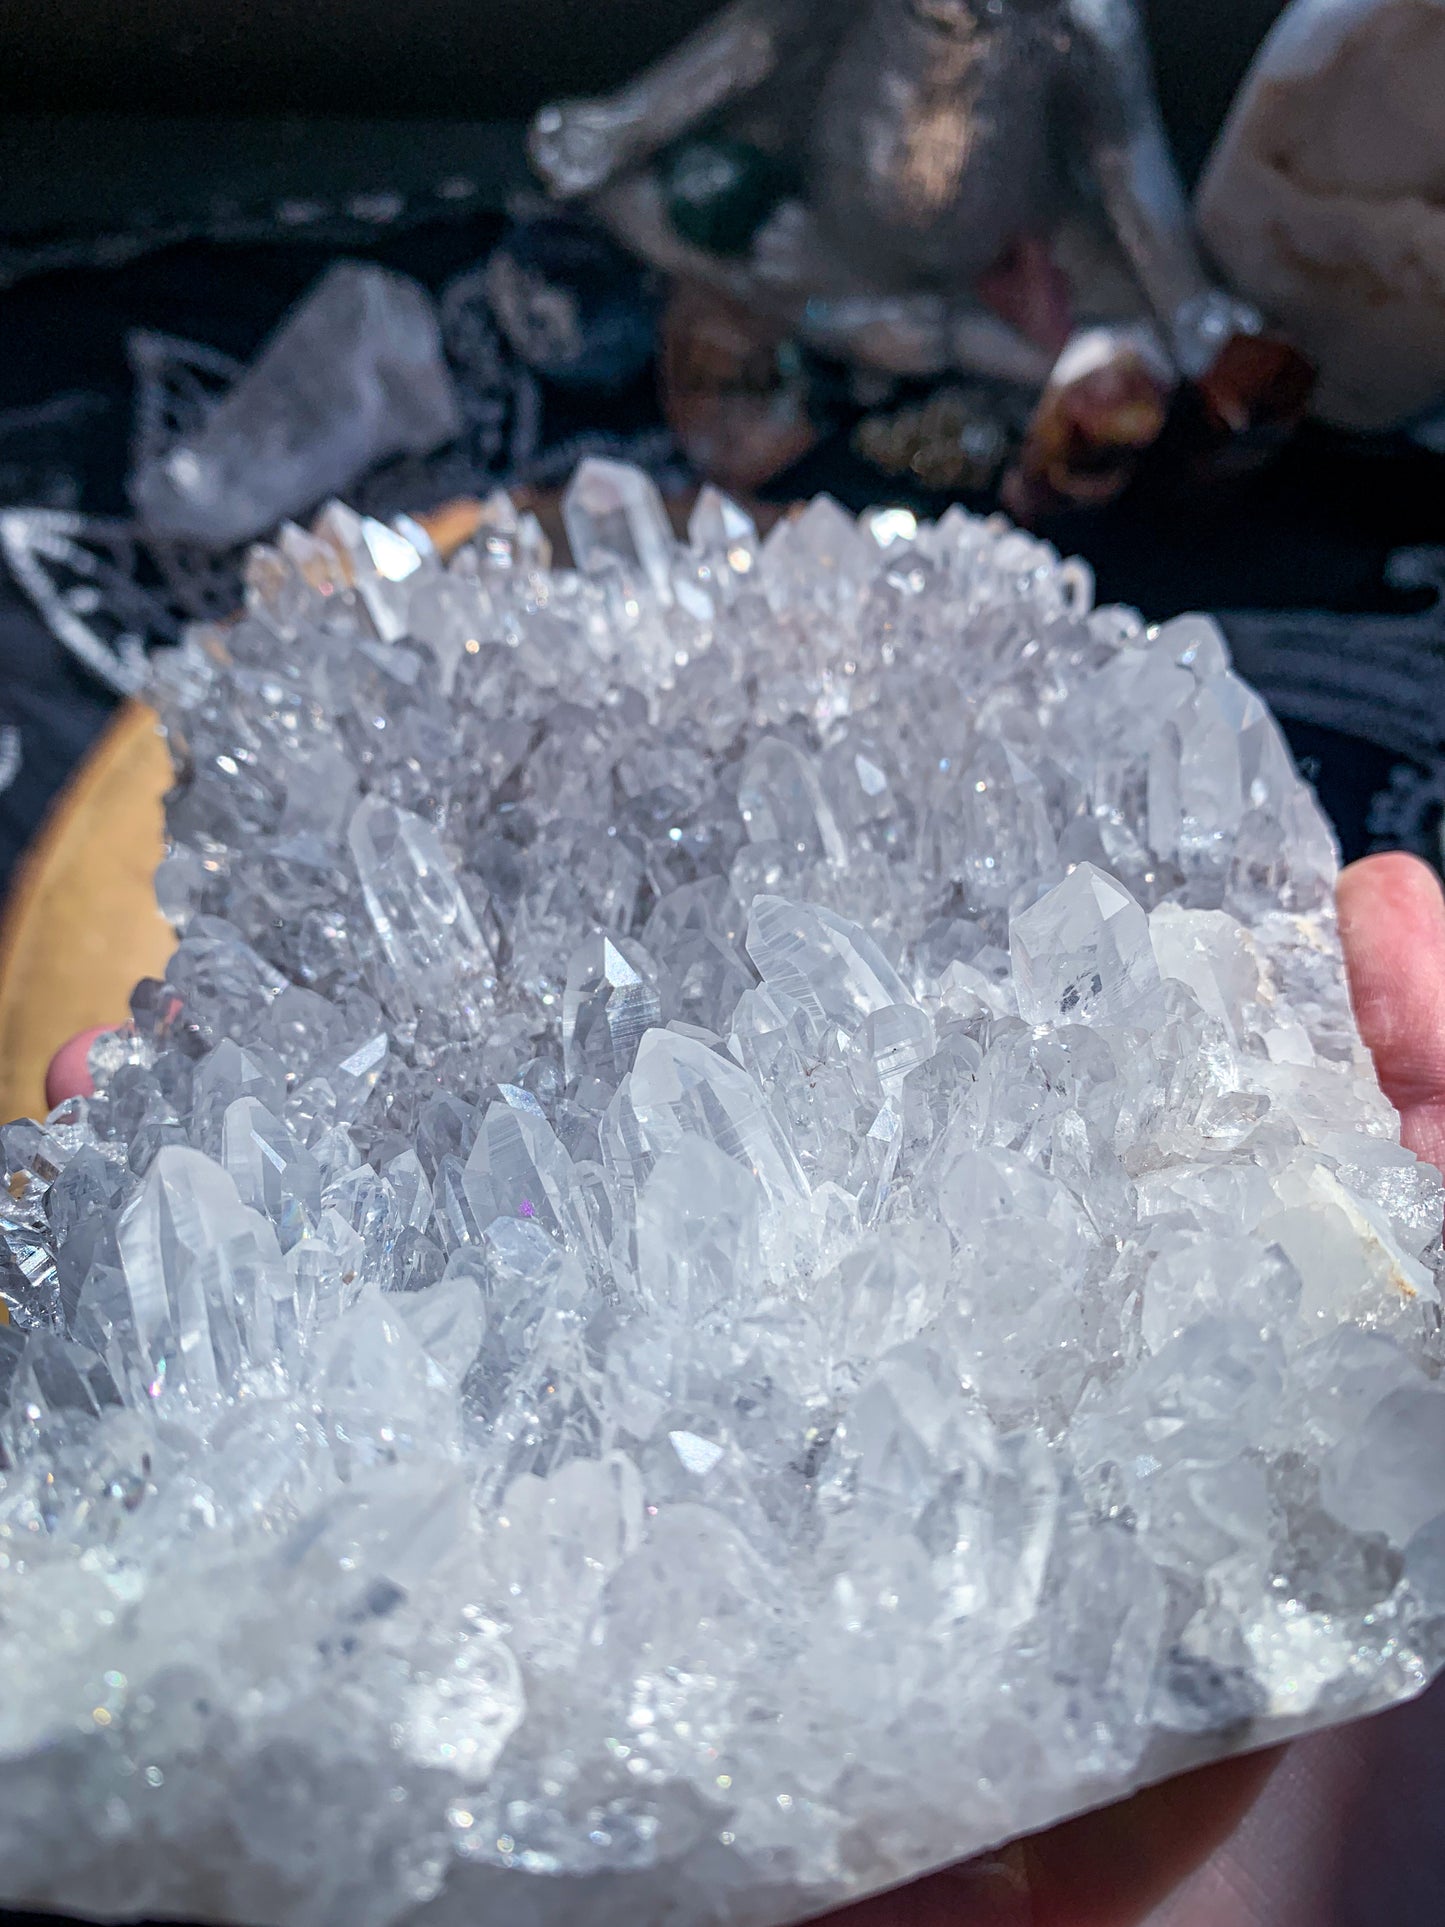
[1338,853,1445,1172]
[807,1748,1282,1927]
[44,1025,109,1111]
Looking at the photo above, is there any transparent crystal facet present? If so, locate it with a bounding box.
[348,795,494,1019]
[3,471,1440,1927]
[561,456,676,601]
[1011,863,1161,1027]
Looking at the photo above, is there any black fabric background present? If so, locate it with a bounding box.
[3,225,1443,895]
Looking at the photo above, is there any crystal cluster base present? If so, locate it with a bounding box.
[1,464,1443,1927]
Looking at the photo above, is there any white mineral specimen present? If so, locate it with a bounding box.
[128,262,463,550]
[1198,0,1445,431]
[1,466,1442,1927]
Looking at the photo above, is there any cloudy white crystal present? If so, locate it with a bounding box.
[1,471,1443,1927]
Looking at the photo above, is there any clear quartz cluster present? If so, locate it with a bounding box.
[2,464,1444,1927]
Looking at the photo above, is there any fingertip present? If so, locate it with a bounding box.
[1337,852,1445,1168]
[1339,851,1445,924]
[44,1026,109,1112]
[1337,852,1445,1030]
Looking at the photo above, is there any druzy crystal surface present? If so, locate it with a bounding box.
[3,464,1444,1926]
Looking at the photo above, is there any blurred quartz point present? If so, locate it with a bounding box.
[129,262,462,549]
[562,456,676,597]
[1199,0,1445,431]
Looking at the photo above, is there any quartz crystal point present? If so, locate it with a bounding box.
[746,894,910,1040]
[128,262,462,550]
[561,454,677,600]
[348,794,494,1023]
[1010,861,1160,1027]
[561,932,663,1085]
[3,472,1444,1927]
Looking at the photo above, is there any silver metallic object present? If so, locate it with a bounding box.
[530,0,1262,399]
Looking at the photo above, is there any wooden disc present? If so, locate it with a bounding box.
[0,700,174,1126]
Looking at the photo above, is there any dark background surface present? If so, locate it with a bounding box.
[2,0,1443,898]
[4,252,1442,905]
[0,0,1286,178]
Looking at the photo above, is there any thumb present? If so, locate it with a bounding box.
[44,1025,109,1112]
[1338,853,1445,1174]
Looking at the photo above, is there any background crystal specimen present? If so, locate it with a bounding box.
[1,464,1443,1927]
[127,262,463,550]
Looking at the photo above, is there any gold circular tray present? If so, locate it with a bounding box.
[0,701,173,1125]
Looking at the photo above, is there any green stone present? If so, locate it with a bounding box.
[661,139,791,258]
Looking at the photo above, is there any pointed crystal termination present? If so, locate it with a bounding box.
[347,795,493,1019]
[562,934,664,1086]
[737,737,849,868]
[687,486,759,572]
[115,1145,288,1401]
[0,1329,121,1462]
[471,488,520,570]
[189,1039,286,1158]
[402,571,494,695]
[634,1138,764,1326]
[128,262,462,550]
[462,1098,592,1256]
[746,896,910,1041]
[645,879,756,1035]
[221,1098,322,1253]
[1011,863,1160,1028]
[312,500,425,642]
[951,741,1059,912]
[762,493,870,614]
[561,456,676,601]
[606,1028,810,1228]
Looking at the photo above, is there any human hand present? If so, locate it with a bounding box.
[41,854,1445,1927]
